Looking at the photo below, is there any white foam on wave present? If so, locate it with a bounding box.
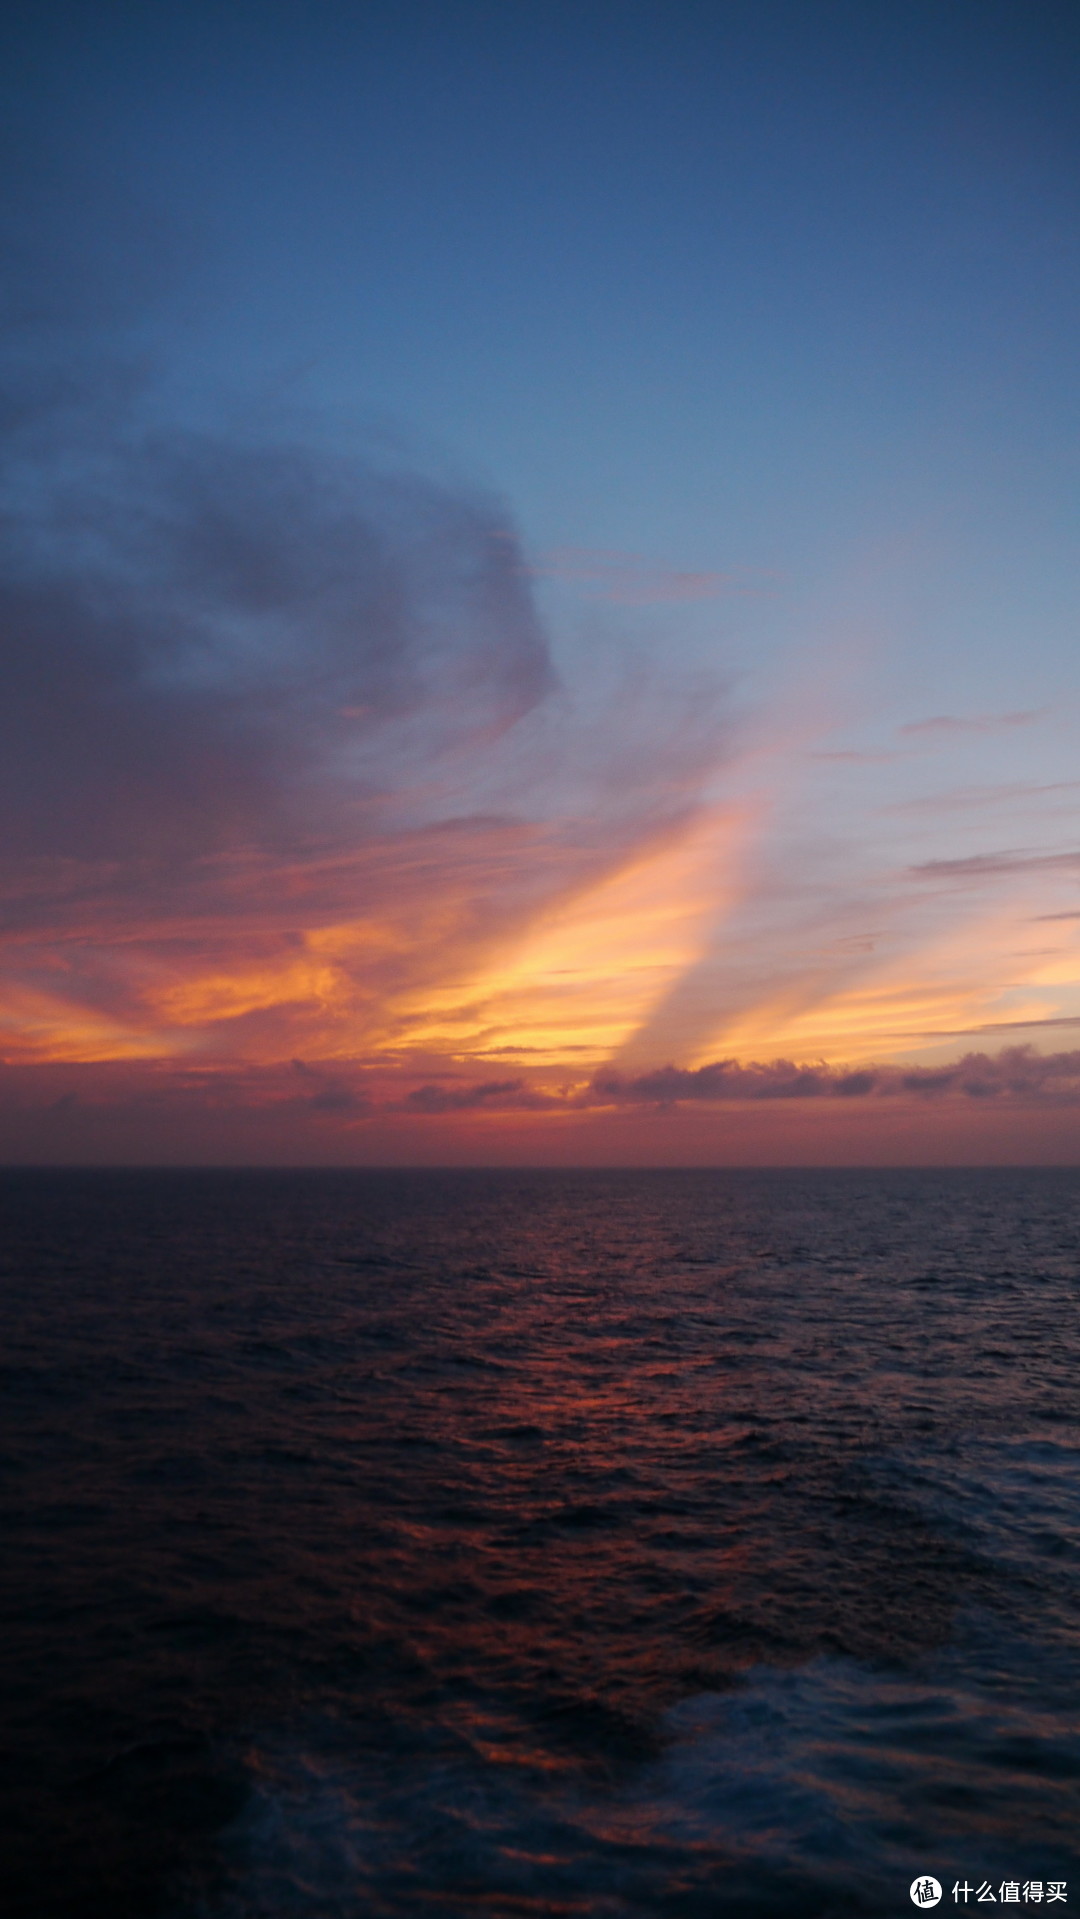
[645,1653,1079,1873]
[184,1641,1080,1918]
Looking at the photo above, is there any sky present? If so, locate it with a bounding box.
[2,0,1080,1163]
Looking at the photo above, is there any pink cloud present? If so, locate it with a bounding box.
[531,547,777,604]
[899,710,1044,737]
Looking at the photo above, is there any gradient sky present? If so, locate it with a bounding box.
[2,0,1080,1162]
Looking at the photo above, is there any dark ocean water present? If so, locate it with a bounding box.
[1,1167,1078,1918]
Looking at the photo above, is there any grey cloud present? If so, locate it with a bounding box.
[591,1061,831,1103]
[0,387,554,863]
[403,1078,531,1114]
[590,1047,1080,1105]
[308,1084,369,1113]
[290,1060,371,1113]
[908,850,1080,881]
[834,1070,877,1095]
[895,1048,1080,1100]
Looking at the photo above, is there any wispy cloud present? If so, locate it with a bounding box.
[899,710,1044,737]
[886,781,1080,816]
[908,850,1080,881]
[809,749,901,764]
[531,546,776,604]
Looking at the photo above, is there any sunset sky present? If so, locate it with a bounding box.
[2,0,1080,1162]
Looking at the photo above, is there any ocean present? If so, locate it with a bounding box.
[1,1167,1077,1917]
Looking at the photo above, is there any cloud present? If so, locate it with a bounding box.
[886,780,1080,817]
[911,1015,1080,1037]
[899,710,1044,736]
[401,1077,547,1113]
[0,387,554,866]
[894,1047,1080,1100]
[593,1060,835,1102]
[532,546,775,605]
[290,1059,371,1113]
[589,1046,1080,1105]
[809,749,900,764]
[908,850,1080,881]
